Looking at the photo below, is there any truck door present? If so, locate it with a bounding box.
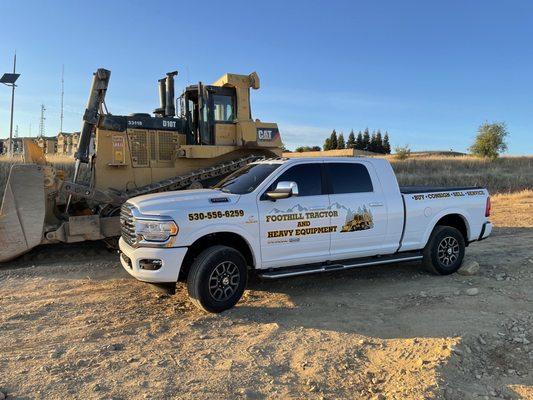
[257,162,332,268]
[325,161,389,258]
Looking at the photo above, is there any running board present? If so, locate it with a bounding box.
[258,252,423,279]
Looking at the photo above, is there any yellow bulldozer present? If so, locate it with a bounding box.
[0,68,282,262]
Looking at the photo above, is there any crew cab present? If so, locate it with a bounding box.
[119,157,492,312]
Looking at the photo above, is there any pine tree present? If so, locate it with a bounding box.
[375,130,383,153]
[383,132,391,154]
[329,130,338,150]
[369,132,377,152]
[355,131,364,150]
[346,130,356,149]
[337,133,346,149]
[362,128,370,151]
[323,138,331,151]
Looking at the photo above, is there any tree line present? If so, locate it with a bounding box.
[291,122,510,159]
[324,128,391,153]
[295,129,391,154]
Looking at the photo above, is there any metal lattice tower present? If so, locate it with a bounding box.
[14,125,19,138]
[39,104,46,137]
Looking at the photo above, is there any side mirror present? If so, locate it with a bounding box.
[266,181,299,200]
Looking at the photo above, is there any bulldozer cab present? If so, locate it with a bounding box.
[179,72,281,151]
[181,84,237,146]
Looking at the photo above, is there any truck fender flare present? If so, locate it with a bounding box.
[184,224,260,268]
[422,208,471,247]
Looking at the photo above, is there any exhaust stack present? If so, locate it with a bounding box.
[165,71,178,117]
[154,78,167,116]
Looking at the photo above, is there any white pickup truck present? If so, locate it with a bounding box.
[119,157,492,312]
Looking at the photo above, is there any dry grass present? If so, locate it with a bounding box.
[490,189,533,228]
[0,155,532,202]
[387,155,533,194]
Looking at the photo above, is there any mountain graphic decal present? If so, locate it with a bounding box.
[268,204,309,214]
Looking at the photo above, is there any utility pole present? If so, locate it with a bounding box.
[0,52,20,157]
[8,53,16,156]
[39,104,46,137]
[60,64,64,133]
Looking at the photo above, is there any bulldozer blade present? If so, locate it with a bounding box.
[0,164,46,262]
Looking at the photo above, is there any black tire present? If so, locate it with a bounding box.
[423,226,465,275]
[187,245,248,313]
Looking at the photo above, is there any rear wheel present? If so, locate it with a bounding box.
[187,245,248,313]
[423,226,465,275]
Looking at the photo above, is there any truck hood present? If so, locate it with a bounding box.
[127,189,241,216]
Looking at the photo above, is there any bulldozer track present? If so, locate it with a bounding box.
[119,154,263,199]
[63,154,268,218]
[96,154,265,217]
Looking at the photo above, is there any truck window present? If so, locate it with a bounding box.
[325,163,373,194]
[214,163,280,194]
[269,164,323,197]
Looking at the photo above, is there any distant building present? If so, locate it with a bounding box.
[57,132,80,155]
[0,131,82,156]
[0,138,27,155]
[36,136,58,154]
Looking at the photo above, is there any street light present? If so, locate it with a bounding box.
[1,53,20,157]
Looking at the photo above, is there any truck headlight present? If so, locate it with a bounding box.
[135,219,178,242]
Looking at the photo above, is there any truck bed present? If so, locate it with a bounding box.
[400,186,482,194]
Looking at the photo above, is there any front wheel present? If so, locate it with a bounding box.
[423,226,465,275]
[187,245,248,313]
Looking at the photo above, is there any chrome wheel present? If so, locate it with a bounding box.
[437,236,460,266]
[208,261,240,301]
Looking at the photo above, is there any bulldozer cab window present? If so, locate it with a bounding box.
[213,94,234,122]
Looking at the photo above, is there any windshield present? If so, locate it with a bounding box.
[214,163,281,194]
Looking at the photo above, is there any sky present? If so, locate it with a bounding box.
[0,0,532,154]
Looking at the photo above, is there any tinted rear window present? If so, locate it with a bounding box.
[326,163,373,194]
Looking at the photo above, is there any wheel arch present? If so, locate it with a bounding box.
[424,211,470,247]
[179,231,256,281]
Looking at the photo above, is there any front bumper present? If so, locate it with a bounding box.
[119,237,187,283]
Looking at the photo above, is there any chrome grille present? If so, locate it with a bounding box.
[120,203,137,246]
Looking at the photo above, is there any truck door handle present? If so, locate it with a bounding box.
[369,202,384,207]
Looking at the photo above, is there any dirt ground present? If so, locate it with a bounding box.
[0,193,532,400]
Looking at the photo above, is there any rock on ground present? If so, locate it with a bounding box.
[458,260,480,276]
